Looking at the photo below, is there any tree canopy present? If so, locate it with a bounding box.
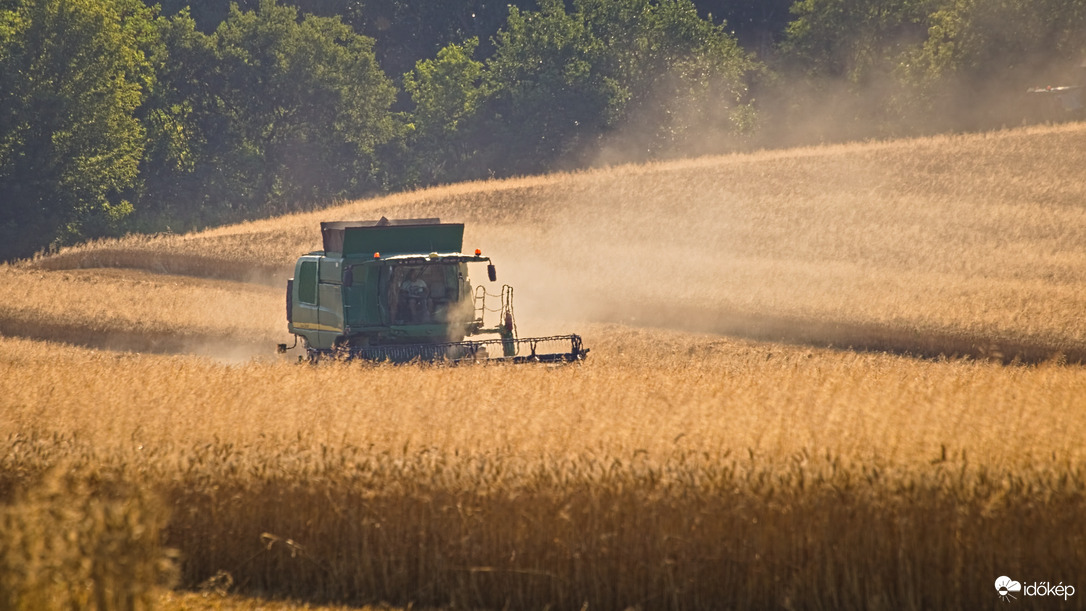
[0,0,154,259]
[2,0,1085,261]
[406,0,760,181]
[139,0,398,227]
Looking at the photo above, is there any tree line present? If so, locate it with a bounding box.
[1,0,1084,261]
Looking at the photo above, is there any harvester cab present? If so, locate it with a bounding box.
[277,218,587,363]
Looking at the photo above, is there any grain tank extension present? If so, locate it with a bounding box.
[278,219,588,363]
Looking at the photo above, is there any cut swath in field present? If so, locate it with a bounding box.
[0,267,287,357]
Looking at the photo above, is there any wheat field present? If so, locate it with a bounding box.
[3,123,1086,609]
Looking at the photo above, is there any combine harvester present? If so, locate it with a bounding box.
[278,218,588,363]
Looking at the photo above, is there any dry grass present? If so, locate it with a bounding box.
[0,463,172,611]
[2,330,1084,466]
[157,590,399,610]
[2,328,1086,608]
[0,267,288,357]
[4,123,1086,608]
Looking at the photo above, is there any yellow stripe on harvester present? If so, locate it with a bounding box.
[291,322,342,333]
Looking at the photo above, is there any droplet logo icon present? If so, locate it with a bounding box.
[996,576,1022,602]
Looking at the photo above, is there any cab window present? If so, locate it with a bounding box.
[389,264,459,324]
[298,261,318,304]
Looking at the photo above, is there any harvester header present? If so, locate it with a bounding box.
[278,218,588,363]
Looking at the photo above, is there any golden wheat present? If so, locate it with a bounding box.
[3,329,1086,608]
[3,331,1084,466]
[157,590,373,610]
[0,267,288,357]
[0,463,172,611]
[4,123,1086,609]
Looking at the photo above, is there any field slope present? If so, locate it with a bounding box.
[14,121,1086,361]
[2,123,1086,610]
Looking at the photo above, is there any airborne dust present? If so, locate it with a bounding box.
[401,122,1086,363]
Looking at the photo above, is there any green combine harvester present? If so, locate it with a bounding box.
[278,218,588,363]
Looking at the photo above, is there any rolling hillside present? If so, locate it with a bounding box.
[3,123,1086,610]
[9,121,1086,361]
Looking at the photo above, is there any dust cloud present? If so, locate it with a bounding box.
[411,49,1086,363]
[181,339,292,365]
[417,117,1086,363]
[585,48,1085,167]
[464,179,829,342]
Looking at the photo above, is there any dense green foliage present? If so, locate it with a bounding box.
[140,1,397,227]
[1,0,1084,260]
[470,0,757,174]
[0,0,155,258]
[775,0,1086,140]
